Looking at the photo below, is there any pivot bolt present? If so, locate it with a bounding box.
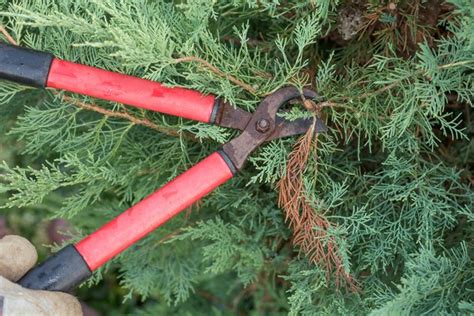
[256,119,270,133]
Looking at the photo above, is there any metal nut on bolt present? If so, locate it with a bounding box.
[256,119,270,133]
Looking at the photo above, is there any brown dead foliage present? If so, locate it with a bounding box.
[278,122,358,291]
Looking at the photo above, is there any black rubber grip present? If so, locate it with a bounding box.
[0,42,53,88]
[18,244,92,292]
[217,149,237,175]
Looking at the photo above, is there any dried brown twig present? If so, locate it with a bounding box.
[278,121,358,291]
[0,25,17,45]
[60,95,196,140]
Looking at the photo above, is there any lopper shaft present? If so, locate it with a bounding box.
[18,151,234,291]
[0,43,217,123]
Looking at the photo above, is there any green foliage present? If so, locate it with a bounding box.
[370,243,472,315]
[174,218,264,286]
[0,0,473,315]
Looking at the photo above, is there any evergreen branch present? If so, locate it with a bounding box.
[155,228,184,247]
[172,56,257,94]
[438,60,474,69]
[352,81,401,100]
[319,60,472,109]
[59,94,196,140]
[316,79,405,110]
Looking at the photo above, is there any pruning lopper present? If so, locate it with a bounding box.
[0,43,326,292]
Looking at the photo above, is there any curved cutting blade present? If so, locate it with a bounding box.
[220,87,328,172]
[266,116,327,141]
[213,99,327,140]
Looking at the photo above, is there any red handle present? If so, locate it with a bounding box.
[75,152,233,270]
[47,59,216,123]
